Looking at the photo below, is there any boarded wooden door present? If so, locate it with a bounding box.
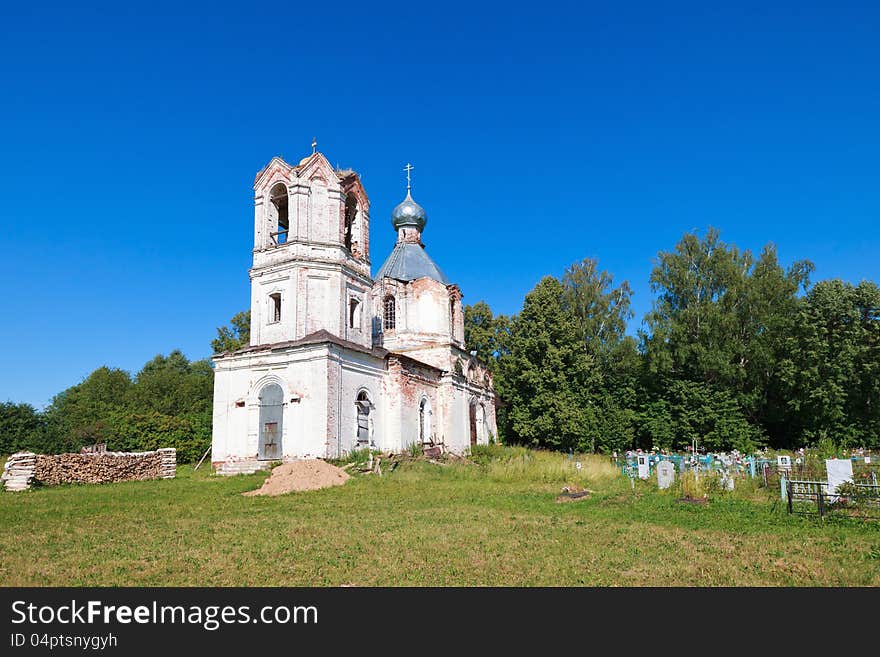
[259,384,284,460]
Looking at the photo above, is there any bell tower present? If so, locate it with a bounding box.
[248,150,373,348]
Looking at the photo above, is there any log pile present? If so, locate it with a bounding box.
[157,448,177,479]
[1,452,36,491]
[2,449,177,491]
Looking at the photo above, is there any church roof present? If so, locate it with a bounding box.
[216,329,388,359]
[213,330,447,375]
[374,241,451,285]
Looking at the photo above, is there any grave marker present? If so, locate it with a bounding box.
[720,471,734,491]
[637,455,649,480]
[826,458,853,495]
[657,461,675,489]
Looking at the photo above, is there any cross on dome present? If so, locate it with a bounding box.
[404,163,414,192]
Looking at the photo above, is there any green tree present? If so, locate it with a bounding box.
[211,310,251,354]
[642,228,811,447]
[0,402,45,454]
[777,279,880,448]
[128,350,214,416]
[498,277,598,451]
[561,257,633,357]
[561,258,637,452]
[43,366,133,452]
[37,351,214,459]
[463,301,512,371]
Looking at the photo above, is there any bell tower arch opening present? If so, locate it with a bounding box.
[269,183,289,245]
[344,194,357,252]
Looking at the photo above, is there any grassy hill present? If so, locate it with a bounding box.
[1,448,878,586]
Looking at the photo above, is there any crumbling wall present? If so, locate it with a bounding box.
[2,448,176,492]
[388,354,443,452]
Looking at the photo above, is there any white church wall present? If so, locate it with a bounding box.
[443,380,471,454]
[252,272,295,345]
[407,278,449,336]
[212,346,332,464]
[331,351,387,456]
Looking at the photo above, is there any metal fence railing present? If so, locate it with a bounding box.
[786,479,880,520]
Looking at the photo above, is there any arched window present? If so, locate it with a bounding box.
[356,390,372,445]
[269,292,282,323]
[343,196,357,252]
[269,183,289,245]
[383,295,396,331]
[349,298,360,329]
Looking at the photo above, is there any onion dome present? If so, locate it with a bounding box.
[391,191,427,232]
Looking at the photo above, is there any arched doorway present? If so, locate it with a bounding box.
[258,383,284,460]
[469,400,478,447]
[356,390,372,446]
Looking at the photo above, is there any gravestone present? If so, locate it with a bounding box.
[637,455,649,480]
[720,471,735,491]
[656,461,675,489]
[776,455,791,472]
[826,458,853,495]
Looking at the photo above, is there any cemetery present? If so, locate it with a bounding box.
[619,447,880,519]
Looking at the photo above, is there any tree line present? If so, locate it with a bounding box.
[0,352,214,462]
[2,228,877,459]
[466,228,880,454]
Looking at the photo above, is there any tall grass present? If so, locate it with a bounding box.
[468,445,618,485]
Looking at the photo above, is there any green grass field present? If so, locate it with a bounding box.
[1,448,878,586]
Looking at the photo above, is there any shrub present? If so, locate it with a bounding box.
[102,411,210,463]
[679,471,706,500]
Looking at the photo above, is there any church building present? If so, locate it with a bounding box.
[210,150,497,472]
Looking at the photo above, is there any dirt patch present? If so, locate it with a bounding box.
[676,497,708,505]
[243,460,350,497]
[556,486,593,503]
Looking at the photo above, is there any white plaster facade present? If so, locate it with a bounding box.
[211,152,496,469]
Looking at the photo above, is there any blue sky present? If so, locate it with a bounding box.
[1,1,878,409]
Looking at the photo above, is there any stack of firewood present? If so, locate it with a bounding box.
[157,448,177,479]
[2,452,36,491]
[33,452,162,486]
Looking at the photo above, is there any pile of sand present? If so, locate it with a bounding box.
[243,459,350,497]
